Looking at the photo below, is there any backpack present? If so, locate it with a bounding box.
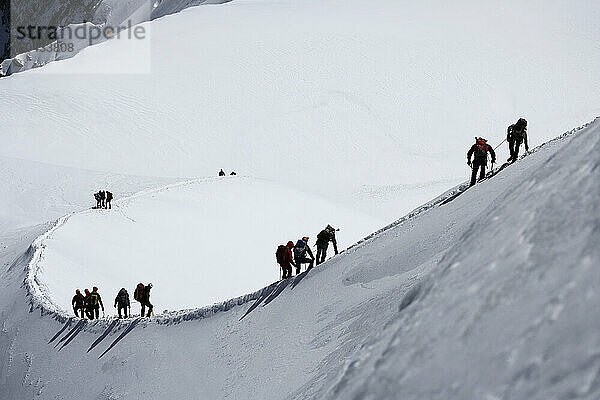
[276,245,287,265]
[89,293,99,306]
[474,138,488,160]
[294,240,306,258]
[317,229,330,243]
[118,289,128,303]
[134,283,145,301]
[512,119,526,140]
[74,294,84,307]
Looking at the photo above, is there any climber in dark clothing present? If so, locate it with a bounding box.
[467,137,496,187]
[135,283,154,317]
[105,191,113,209]
[83,289,92,319]
[72,289,86,318]
[276,241,296,279]
[294,237,315,274]
[87,286,104,320]
[114,288,130,318]
[507,118,529,162]
[99,190,106,209]
[94,192,101,208]
[316,225,339,265]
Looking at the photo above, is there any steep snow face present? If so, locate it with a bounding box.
[1,0,598,221]
[1,120,597,400]
[38,176,383,312]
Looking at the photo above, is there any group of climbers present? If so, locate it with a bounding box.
[467,117,529,187]
[71,287,105,320]
[71,283,153,319]
[93,190,113,209]
[276,225,339,279]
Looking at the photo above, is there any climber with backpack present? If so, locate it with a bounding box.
[87,286,105,320]
[114,288,131,318]
[506,118,529,162]
[99,190,106,209]
[276,241,296,279]
[316,225,339,265]
[293,237,315,274]
[83,288,93,319]
[105,191,113,209]
[135,283,154,317]
[467,137,496,187]
[72,289,85,318]
[94,192,101,209]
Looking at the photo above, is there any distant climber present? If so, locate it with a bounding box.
[99,190,106,209]
[467,137,496,187]
[72,289,85,318]
[83,288,92,318]
[293,237,315,274]
[135,282,154,317]
[94,192,101,209]
[276,241,296,279]
[230,171,237,176]
[114,288,130,318]
[316,225,339,265]
[219,169,226,176]
[87,286,105,320]
[507,118,529,162]
[105,191,113,209]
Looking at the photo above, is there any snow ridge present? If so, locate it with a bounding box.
[19,117,598,331]
[341,117,599,257]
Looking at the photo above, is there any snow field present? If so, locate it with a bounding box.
[38,176,384,312]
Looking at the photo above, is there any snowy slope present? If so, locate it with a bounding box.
[0,0,598,398]
[0,155,179,230]
[0,119,597,400]
[37,176,383,312]
[1,0,598,223]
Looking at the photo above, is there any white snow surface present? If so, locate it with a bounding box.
[0,0,598,398]
[38,176,383,312]
[1,118,598,400]
[1,0,599,220]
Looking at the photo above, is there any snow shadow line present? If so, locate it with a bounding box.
[239,269,311,321]
[98,319,140,359]
[49,319,72,344]
[88,320,118,353]
[57,319,87,351]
